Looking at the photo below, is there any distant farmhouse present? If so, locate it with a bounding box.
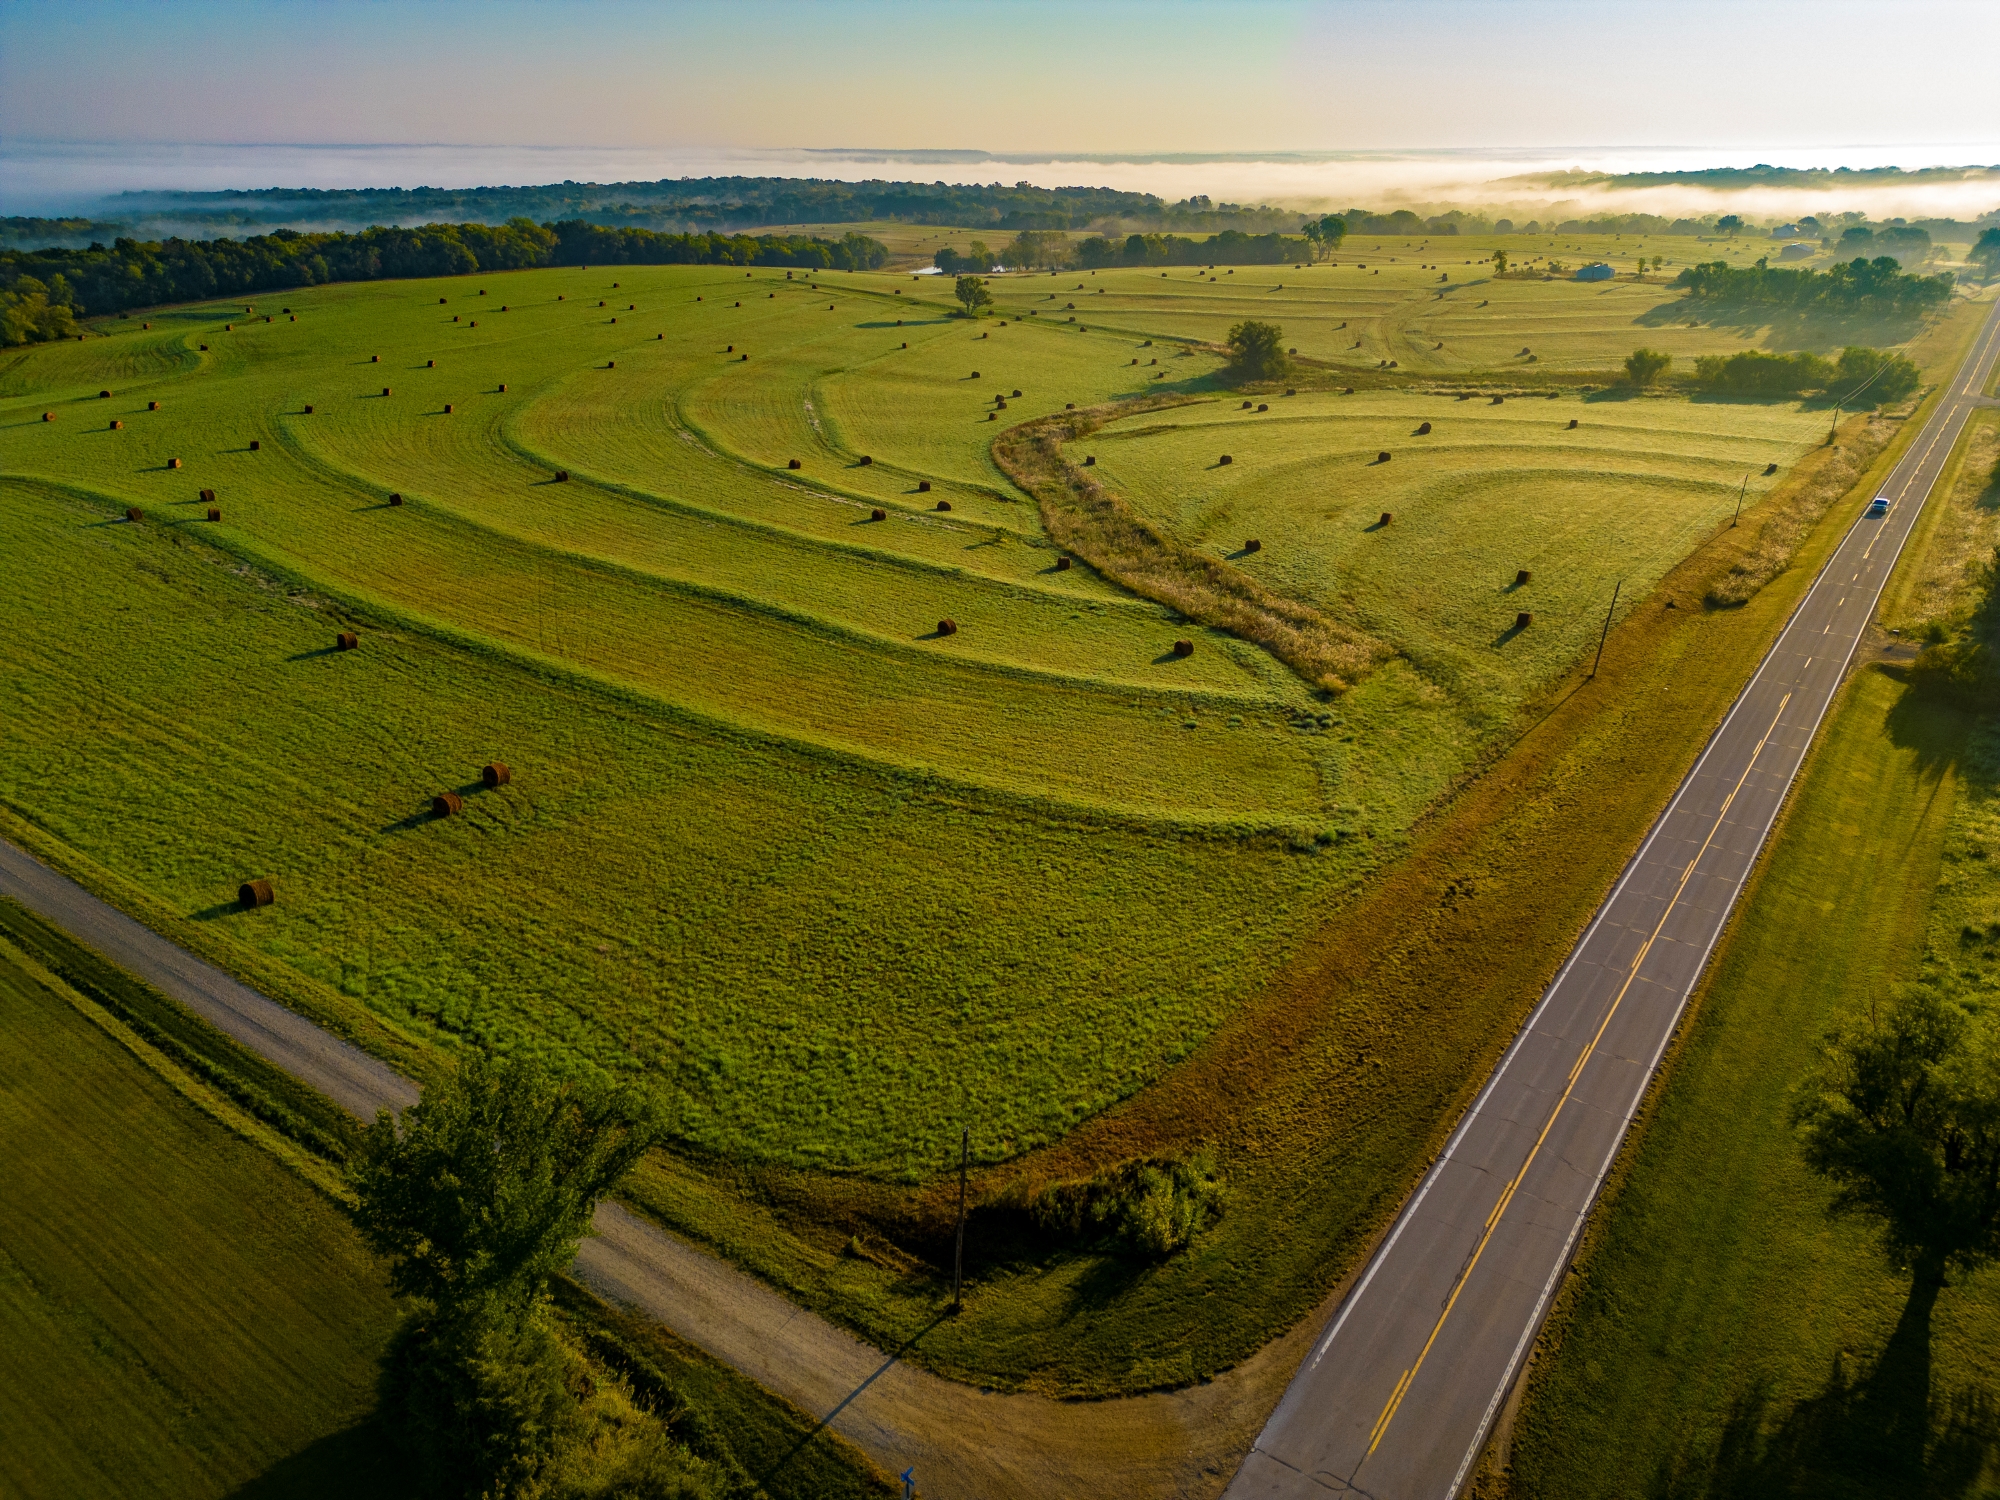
[1777,242,1816,261]
[1574,262,1615,281]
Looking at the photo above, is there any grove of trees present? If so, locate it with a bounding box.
[0,219,891,345]
[1672,255,1953,317]
[1691,346,1921,404]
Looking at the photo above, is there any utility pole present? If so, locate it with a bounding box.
[952,1127,968,1311]
[1590,580,1623,680]
[1732,473,1748,526]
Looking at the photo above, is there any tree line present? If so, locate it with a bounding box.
[1671,255,1954,316]
[0,219,891,344]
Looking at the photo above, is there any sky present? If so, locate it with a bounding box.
[5,0,1996,156]
[2,0,1996,220]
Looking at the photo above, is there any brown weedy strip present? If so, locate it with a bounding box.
[993,394,1392,693]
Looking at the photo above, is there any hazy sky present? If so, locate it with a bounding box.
[4,0,1997,158]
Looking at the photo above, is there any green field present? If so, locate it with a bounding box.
[0,254,1951,1393]
[1503,416,2000,1498]
[0,921,404,1500]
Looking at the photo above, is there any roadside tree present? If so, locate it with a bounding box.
[355,1052,663,1496]
[1794,988,2000,1285]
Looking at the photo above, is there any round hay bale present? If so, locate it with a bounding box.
[498,384,507,392]
[1083,456,1095,466]
[1345,387,1355,394]
[608,360,616,368]
[554,470,569,483]
[336,631,358,650]
[937,618,958,636]
[1380,512,1393,527]
[428,358,436,367]
[1066,402,1076,410]
[167,457,181,468]
[100,389,111,399]
[249,439,260,450]
[441,297,448,304]
[1516,569,1532,586]
[987,412,996,421]
[1378,451,1392,463]
[1173,638,1194,657]
[1491,395,1504,405]
[148,401,160,410]
[1515,612,1533,630]
[902,342,908,349]
[1242,400,1253,410]
[383,387,392,396]
[238,879,274,909]
[871,507,887,521]
[432,791,463,818]
[110,419,122,429]
[1258,403,1269,412]
[1012,389,1022,398]
[1286,387,1296,395]
[482,762,511,788]
[935,499,951,512]
[1244,539,1262,553]
[1568,417,1579,429]
[1417,421,1432,435]
[125,507,142,523]
[207,506,221,522]
[1219,454,1233,465]
[304,404,314,414]
[225,324,233,332]
[372,354,379,362]
[917,480,931,492]
[41,412,53,422]
[199,344,208,351]
[1764,461,1778,476]
[740,353,747,361]
[787,458,802,470]
[859,455,873,466]
[389,493,404,506]
[1056,555,1072,571]
[971,371,980,378]
[444,404,453,414]
[200,489,215,503]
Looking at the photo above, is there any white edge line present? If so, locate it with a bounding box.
[1439,296,2000,1498]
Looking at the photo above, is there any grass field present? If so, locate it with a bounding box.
[1501,414,2000,1498]
[0,253,1970,1392]
[0,917,405,1500]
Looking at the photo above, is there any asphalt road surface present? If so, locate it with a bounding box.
[1228,292,2000,1500]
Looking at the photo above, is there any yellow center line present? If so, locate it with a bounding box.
[1363,693,1793,1460]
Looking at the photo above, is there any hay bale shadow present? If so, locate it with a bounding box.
[284,646,344,661]
[1491,619,1530,646]
[189,900,246,922]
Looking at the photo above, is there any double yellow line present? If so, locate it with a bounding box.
[1365,691,1794,1460]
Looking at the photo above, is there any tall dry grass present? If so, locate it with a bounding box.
[994,396,1392,693]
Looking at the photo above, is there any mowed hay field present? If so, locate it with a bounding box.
[0,255,1896,1370]
[1086,391,1825,714]
[972,228,1915,371]
[0,922,404,1500]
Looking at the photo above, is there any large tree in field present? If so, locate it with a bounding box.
[955,274,993,316]
[1794,988,2000,1285]
[1302,214,1346,261]
[1225,320,1288,381]
[355,1052,663,1497]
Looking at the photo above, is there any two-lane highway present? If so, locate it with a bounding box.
[1229,291,2000,1500]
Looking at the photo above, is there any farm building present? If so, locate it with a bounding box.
[1777,242,1816,261]
[1574,262,1615,281]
